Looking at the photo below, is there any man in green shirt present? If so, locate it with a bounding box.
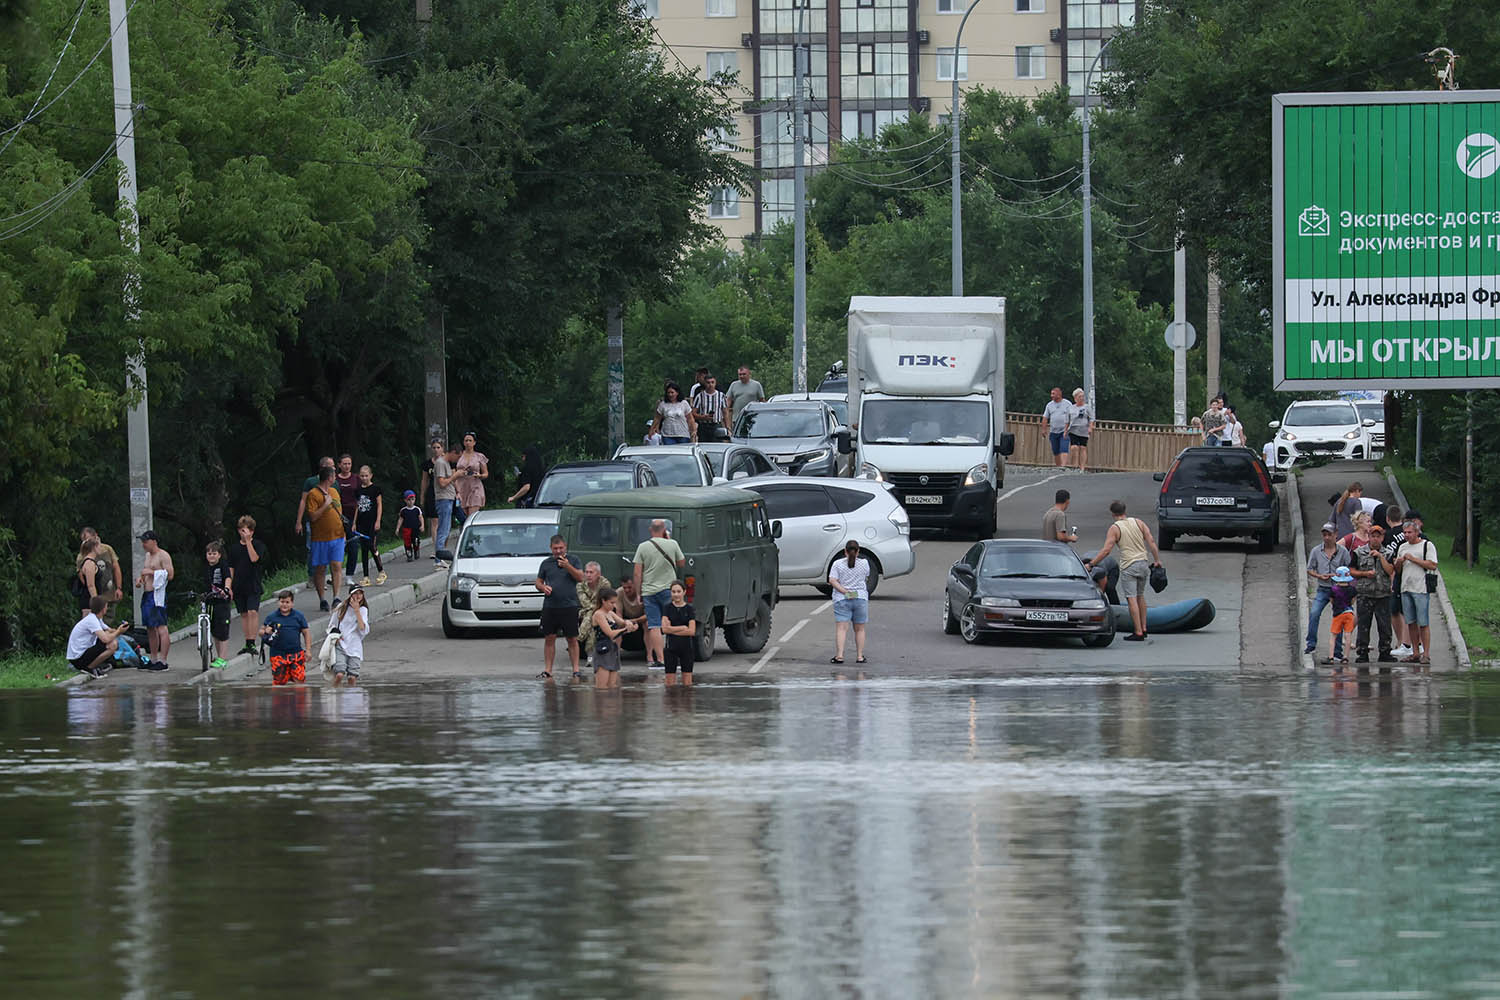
[632,518,685,670]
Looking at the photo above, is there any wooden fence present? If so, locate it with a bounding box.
[1005,412,1201,473]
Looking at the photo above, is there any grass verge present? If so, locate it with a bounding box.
[1388,461,1500,661]
[0,653,73,689]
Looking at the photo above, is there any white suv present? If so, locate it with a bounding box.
[442,508,560,637]
[1268,400,1375,468]
[737,475,914,594]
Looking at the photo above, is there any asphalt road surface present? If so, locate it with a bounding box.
[361,468,1298,682]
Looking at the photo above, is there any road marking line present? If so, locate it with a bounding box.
[779,618,811,643]
[812,601,831,615]
[997,473,1067,505]
[911,540,923,547]
[749,645,780,673]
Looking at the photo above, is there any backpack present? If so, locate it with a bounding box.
[69,567,87,599]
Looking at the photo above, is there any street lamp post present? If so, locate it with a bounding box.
[950,0,982,296]
[1080,36,1115,418]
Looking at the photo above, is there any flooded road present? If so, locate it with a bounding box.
[4,673,1500,997]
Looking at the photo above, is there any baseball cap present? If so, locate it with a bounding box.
[403,490,416,499]
[138,530,159,541]
[1320,523,1336,533]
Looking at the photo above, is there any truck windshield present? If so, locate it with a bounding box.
[860,400,989,445]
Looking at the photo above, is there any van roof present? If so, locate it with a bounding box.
[561,485,763,510]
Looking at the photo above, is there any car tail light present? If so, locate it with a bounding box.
[684,576,696,602]
[1160,462,1178,494]
[1254,461,1271,495]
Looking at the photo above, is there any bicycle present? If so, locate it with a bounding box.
[189,588,232,672]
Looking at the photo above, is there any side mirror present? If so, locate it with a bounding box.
[1152,472,1165,482]
[731,471,749,480]
[771,520,784,538]
[1270,471,1287,484]
[997,432,1015,457]
[436,548,455,563]
[835,429,853,454]
[1362,418,1376,427]
[712,475,729,486]
[1268,420,1281,430]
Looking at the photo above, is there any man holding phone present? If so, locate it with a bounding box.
[535,534,585,681]
[67,595,134,677]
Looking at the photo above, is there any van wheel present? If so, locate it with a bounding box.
[725,598,773,653]
[441,602,469,639]
[693,620,715,661]
[1158,529,1175,551]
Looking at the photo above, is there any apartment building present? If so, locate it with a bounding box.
[648,0,1134,237]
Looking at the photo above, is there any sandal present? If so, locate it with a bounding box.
[1419,654,1431,665]
[1400,655,1420,663]
[1320,657,1337,664]
[536,671,553,680]
[572,671,584,683]
[856,656,868,664]
[830,657,844,664]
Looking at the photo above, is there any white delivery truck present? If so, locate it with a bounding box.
[846,296,1013,538]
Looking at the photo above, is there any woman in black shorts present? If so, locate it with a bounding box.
[660,581,697,686]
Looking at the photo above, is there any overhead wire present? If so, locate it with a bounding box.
[0,139,118,241]
[0,0,89,161]
[0,0,145,143]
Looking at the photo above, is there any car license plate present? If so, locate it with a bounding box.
[905,494,942,505]
[1024,610,1068,623]
[1196,496,1235,506]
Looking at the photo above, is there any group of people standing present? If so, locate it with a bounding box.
[1042,387,1096,471]
[1194,394,1246,447]
[1305,481,1439,670]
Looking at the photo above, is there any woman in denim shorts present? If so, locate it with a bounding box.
[828,540,871,664]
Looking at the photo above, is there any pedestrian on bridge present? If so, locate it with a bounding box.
[1043,388,1073,467]
[1068,389,1094,471]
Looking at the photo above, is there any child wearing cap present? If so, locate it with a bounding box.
[1327,565,1357,668]
[397,490,425,561]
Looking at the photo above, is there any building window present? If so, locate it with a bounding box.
[937,0,958,11]
[1067,36,1118,93]
[710,187,740,219]
[858,110,877,138]
[1016,0,1042,10]
[707,124,738,150]
[706,0,737,14]
[857,0,875,7]
[840,40,909,101]
[857,43,875,75]
[937,46,968,82]
[1015,45,1045,79]
[844,0,909,32]
[1066,0,1135,31]
[632,0,659,17]
[707,51,738,80]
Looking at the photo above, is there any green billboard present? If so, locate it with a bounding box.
[1274,90,1500,389]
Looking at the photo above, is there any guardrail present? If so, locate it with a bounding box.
[1005,412,1201,473]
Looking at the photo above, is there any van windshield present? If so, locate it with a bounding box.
[458,522,555,559]
[1284,403,1357,427]
[861,400,989,445]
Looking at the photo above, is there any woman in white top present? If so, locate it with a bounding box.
[828,540,871,664]
[1219,407,1245,447]
[649,381,697,444]
[330,586,370,685]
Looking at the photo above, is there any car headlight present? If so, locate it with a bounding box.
[980,597,1020,608]
[452,575,479,592]
[1279,431,1296,441]
[859,462,884,482]
[964,463,989,487]
[1076,597,1107,610]
[801,448,831,464]
[1343,430,1360,441]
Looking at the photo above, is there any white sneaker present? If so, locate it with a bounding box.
[1392,644,1411,658]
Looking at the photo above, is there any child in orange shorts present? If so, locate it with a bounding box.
[1328,566,1357,668]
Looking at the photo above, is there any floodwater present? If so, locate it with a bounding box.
[3,673,1500,998]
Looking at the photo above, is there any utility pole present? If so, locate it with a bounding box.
[110,0,150,625]
[950,0,983,296]
[607,302,625,455]
[1080,37,1114,420]
[791,11,808,393]
[417,0,449,447]
[1172,243,1187,427]
[1205,256,1221,405]
[1466,390,1474,568]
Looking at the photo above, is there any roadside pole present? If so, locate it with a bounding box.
[111,0,150,625]
[1466,390,1474,568]
[790,11,808,394]
[423,309,448,446]
[607,303,625,455]
[1205,257,1221,405]
[1172,243,1187,427]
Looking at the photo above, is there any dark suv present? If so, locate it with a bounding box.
[1154,447,1286,552]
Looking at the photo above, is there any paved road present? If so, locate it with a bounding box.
[353,468,1298,683]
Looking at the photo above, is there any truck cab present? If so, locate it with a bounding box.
[847,297,1013,538]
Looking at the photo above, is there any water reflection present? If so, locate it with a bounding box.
[1,673,1498,997]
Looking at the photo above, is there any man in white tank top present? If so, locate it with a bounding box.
[1084,500,1163,642]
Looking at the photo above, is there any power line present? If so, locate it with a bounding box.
[0,139,118,241]
[0,0,89,161]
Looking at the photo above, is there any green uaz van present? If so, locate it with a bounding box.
[558,486,779,660]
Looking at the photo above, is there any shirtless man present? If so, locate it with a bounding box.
[136,530,176,668]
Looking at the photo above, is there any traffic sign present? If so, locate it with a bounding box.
[1164,321,1196,351]
[1273,90,1500,389]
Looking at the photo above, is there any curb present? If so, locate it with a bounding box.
[1384,466,1473,672]
[1288,473,1313,672]
[187,566,449,685]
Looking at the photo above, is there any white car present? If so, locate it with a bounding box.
[611,444,717,487]
[1351,398,1385,456]
[442,508,560,637]
[737,475,913,594]
[1268,400,1376,468]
